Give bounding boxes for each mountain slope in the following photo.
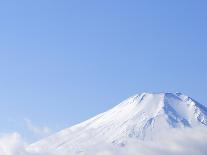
[27,92,207,154]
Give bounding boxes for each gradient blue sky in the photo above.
[0,0,207,141]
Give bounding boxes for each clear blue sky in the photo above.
[0,0,207,140]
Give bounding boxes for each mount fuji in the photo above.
[27,92,207,155]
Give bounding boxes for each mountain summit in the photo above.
[28,92,207,154]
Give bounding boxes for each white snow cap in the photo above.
[27,92,207,154]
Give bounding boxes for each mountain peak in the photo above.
[28,92,207,154]
[123,92,206,126]
[135,92,189,99]
[129,92,195,110]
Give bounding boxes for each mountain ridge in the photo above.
[27,92,207,154]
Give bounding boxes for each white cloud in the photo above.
[0,127,207,155]
[85,127,207,155]
[0,133,52,155]
[0,133,27,155]
[24,119,52,138]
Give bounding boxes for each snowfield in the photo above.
[1,92,207,155]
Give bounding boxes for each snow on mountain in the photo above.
[27,92,207,154]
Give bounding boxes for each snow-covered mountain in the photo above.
[27,92,207,154]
